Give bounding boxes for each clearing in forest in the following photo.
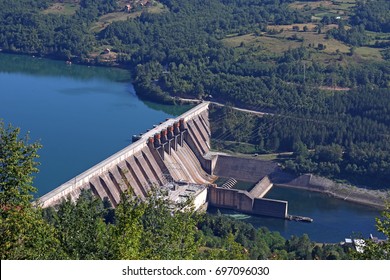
[42,1,79,16]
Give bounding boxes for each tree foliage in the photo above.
[0,121,61,259]
[352,205,390,260]
[47,190,114,259]
[351,0,390,33]
[0,121,41,207]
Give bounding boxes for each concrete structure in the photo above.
[250,176,273,198]
[163,182,209,212]
[208,176,287,219]
[38,102,214,208]
[38,102,290,220]
[212,155,282,183]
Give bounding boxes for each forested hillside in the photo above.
[0,0,389,186]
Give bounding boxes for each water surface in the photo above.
[209,186,384,243]
[0,53,190,196]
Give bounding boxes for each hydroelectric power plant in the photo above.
[38,102,309,220]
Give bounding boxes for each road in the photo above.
[176,97,332,125]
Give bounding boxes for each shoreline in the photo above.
[275,176,389,210]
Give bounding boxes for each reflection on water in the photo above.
[0,53,130,82]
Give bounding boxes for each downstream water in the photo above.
[209,185,385,243]
[0,53,384,243]
[0,53,190,196]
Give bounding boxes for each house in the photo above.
[140,0,150,6]
[124,4,132,12]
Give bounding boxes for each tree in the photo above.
[45,190,113,260]
[111,186,201,260]
[352,205,390,260]
[315,144,343,163]
[138,187,200,259]
[286,234,313,260]
[0,121,41,208]
[0,121,61,259]
[111,189,145,259]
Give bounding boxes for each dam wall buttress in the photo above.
[38,101,290,220]
[38,102,213,208]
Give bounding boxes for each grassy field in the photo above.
[223,29,351,57]
[355,47,384,61]
[289,0,357,12]
[223,0,386,63]
[91,2,167,33]
[90,12,133,33]
[43,1,167,33]
[289,0,357,21]
[42,2,79,16]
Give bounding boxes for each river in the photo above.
[0,53,384,243]
[209,185,385,243]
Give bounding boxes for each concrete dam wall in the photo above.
[208,186,288,219]
[38,102,214,208]
[38,102,290,220]
[213,155,282,183]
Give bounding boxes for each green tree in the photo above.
[111,189,145,259]
[315,144,343,163]
[0,121,41,207]
[110,186,203,260]
[47,190,113,259]
[352,205,390,260]
[286,234,313,260]
[138,188,200,259]
[0,121,61,259]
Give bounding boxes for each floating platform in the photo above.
[287,215,313,223]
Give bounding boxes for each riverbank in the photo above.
[275,174,389,210]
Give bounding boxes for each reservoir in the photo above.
[0,53,383,243]
[0,53,190,196]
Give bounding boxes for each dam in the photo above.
[38,102,289,219]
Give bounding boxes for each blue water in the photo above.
[0,54,188,196]
[209,186,385,243]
